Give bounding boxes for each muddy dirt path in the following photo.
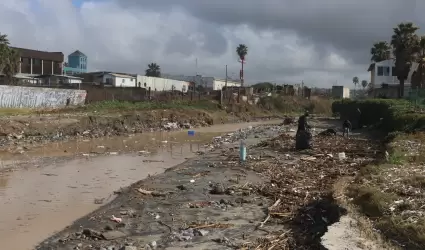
[0,120,280,250]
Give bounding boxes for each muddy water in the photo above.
[0,120,279,250]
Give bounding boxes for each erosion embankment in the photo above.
[0,97,331,157]
[335,98,425,249]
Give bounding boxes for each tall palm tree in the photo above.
[391,22,419,98]
[370,41,391,62]
[361,80,368,89]
[236,44,248,86]
[352,76,359,88]
[145,63,161,77]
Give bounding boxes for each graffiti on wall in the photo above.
[0,85,87,108]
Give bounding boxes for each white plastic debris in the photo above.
[190,179,195,183]
[338,152,346,160]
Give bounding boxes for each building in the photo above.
[103,73,136,87]
[332,86,350,99]
[12,47,64,76]
[135,75,189,92]
[34,75,83,87]
[367,59,417,87]
[162,74,241,91]
[63,50,88,75]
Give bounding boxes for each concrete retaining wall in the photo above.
[0,85,86,108]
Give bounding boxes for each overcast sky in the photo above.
[1,0,425,87]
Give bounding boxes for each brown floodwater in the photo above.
[0,120,279,250]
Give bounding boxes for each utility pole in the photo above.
[225,65,228,88]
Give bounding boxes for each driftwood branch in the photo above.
[258,198,281,228]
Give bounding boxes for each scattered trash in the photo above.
[338,152,346,160]
[190,179,195,183]
[110,215,122,223]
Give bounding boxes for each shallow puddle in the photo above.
[0,120,279,250]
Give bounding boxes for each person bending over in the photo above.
[342,119,352,138]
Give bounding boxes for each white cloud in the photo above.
[0,0,368,87]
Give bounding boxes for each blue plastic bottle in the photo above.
[239,139,247,162]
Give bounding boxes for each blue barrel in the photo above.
[188,130,195,136]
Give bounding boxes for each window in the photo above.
[392,67,397,76]
[377,66,384,76]
[33,58,41,65]
[383,66,390,76]
[122,79,125,83]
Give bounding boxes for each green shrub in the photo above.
[332,98,425,132]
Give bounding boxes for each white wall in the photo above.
[213,79,241,90]
[374,59,397,85]
[64,78,82,84]
[102,74,136,87]
[136,75,189,92]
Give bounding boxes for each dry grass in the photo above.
[0,108,36,116]
[348,132,425,249]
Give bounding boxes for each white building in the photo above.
[162,74,241,91]
[103,73,136,87]
[135,75,189,93]
[331,86,350,99]
[368,59,418,87]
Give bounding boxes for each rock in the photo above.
[144,244,152,250]
[194,229,209,236]
[101,230,127,240]
[210,183,225,195]
[150,241,157,249]
[82,228,102,239]
[120,246,137,250]
[176,184,187,190]
[104,224,114,231]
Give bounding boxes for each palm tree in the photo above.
[352,77,359,88]
[145,63,161,77]
[361,80,368,89]
[370,41,391,62]
[236,44,248,86]
[391,22,419,98]
[0,33,19,84]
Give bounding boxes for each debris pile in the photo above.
[246,133,382,248]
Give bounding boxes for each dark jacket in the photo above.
[343,120,352,130]
[297,115,309,131]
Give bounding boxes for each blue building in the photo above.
[63,50,87,75]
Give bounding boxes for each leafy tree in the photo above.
[236,44,248,86]
[412,35,425,88]
[361,80,368,89]
[370,41,391,62]
[145,63,161,77]
[352,76,359,88]
[0,33,19,84]
[391,22,419,98]
[252,82,273,92]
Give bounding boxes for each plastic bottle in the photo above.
[239,139,247,162]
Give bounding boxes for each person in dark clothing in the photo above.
[296,111,312,150]
[297,111,310,132]
[342,119,352,138]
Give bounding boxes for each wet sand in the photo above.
[0,120,280,250]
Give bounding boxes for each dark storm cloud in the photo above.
[116,0,425,64]
[164,34,197,56]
